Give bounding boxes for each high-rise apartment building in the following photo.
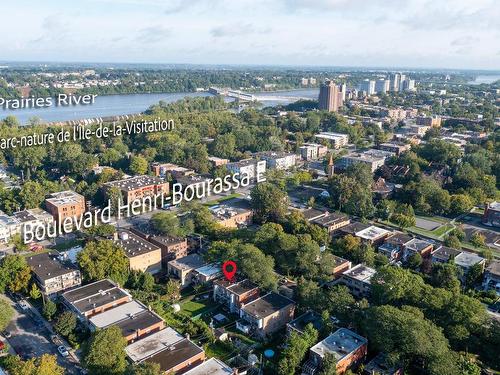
[318,80,343,112]
[390,73,401,92]
[359,79,375,95]
[375,79,390,94]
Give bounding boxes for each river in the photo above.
[468,75,500,85]
[0,88,319,124]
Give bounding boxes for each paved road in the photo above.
[2,295,82,374]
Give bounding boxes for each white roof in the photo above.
[355,225,390,240]
[342,264,376,283]
[195,263,222,278]
[89,300,145,328]
[125,327,184,363]
[310,328,367,361]
[454,252,485,268]
[183,358,233,375]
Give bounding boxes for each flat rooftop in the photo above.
[313,212,349,226]
[486,261,500,276]
[432,246,462,262]
[126,327,184,363]
[115,310,163,338]
[384,232,413,246]
[355,225,390,240]
[13,208,52,223]
[332,255,351,268]
[168,254,205,271]
[241,292,294,319]
[288,311,322,333]
[27,252,78,282]
[340,222,370,235]
[301,208,326,221]
[46,190,84,206]
[62,279,130,314]
[405,238,432,252]
[183,358,233,375]
[228,279,259,296]
[487,201,500,211]
[105,175,165,192]
[342,264,376,284]
[455,252,485,268]
[144,338,204,373]
[314,132,349,141]
[115,230,160,258]
[310,328,367,361]
[195,263,221,278]
[89,300,146,328]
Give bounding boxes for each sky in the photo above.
[1,0,500,70]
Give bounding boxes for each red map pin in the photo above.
[222,260,237,282]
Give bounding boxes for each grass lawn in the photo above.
[203,193,242,207]
[180,298,219,319]
[51,238,84,251]
[205,341,236,360]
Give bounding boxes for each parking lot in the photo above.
[2,295,81,374]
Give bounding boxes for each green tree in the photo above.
[250,182,288,223]
[364,305,460,375]
[43,300,57,321]
[0,254,31,293]
[151,212,183,237]
[449,194,474,216]
[0,298,15,331]
[470,233,486,248]
[127,362,162,375]
[83,326,127,375]
[444,235,462,250]
[54,311,78,338]
[77,240,129,285]
[129,155,148,175]
[405,252,423,270]
[430,263,461,293]
[18,180,45,209]
[278,324,318,375]
[29,283,42,300]
[318,353,337,375]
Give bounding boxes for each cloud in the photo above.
[31,14,70,43]
[451,36,479,46]
[164,0,207,14]
[136,26,172,43]
[210,24,272,38]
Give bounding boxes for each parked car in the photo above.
[57,346,69,357]
[17,300,30,311]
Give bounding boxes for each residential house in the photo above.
[378,232,413,262]
[114,230,162,274]
[402,238,434,262]
[483,261,500,295]
[88,300,164,343]
[27,251,81,296]
[238,292,295,338]
[45,190,86,223]
[338,264,376,298]
[303,328,368,375]
[312,212,351,234]
[61,279,132,320]
[213,279,260,314]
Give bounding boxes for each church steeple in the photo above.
[327,153,334,178]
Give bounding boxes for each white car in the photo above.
[57,346,69,357]
[18,300,30,311]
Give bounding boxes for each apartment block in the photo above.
[226,159,266,181]
[45,190,86,223]
[213,278,260,314]
[303,328,368,375]
[114,230,162,274]
[27,251,81,296]
[257,151,296,170]
[238,292,295,338]
[104,175,169,203]
[338,264,376,298]
[61,279,132,319]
